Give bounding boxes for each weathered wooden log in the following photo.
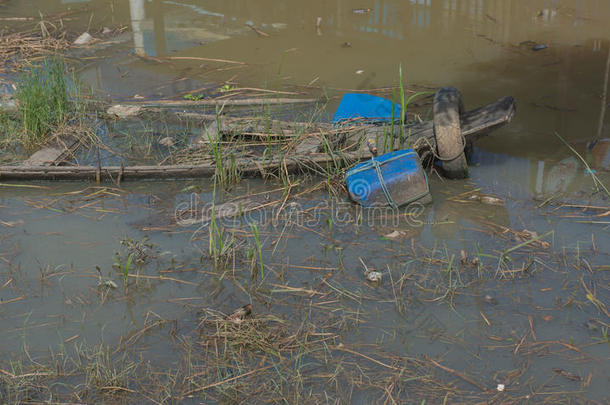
[0,153,358,181]
[364,95,515,147]
[0,165,215,180]
[0,145,371,181]
[119,97,318,109]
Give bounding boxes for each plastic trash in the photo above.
[333,93,400,124]
[73,32,93,45]
[346,149,430,208]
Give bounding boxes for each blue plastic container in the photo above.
[346,149,430,208]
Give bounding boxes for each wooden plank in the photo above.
[364,96,515,145]
[0,150,364,180]
[127,98,318,108]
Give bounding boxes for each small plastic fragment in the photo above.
[365,270,382,282]
[532,44,548,51]
[73,32,93,45]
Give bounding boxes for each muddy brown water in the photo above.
[1,0,609,403]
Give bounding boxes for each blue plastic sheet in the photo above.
[333,93,400,124]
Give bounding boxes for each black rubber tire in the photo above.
[433,87,469,179]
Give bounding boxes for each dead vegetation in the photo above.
[0,16,70,70]
[0,182,608,404]
[0,30,68,67]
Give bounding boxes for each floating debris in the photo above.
[460,250,470,265]
[0,220,23,227]
[460,252,481,267]
[225,304,252,324]
[485,14,498,23]
[98,279,118,289]
[497,383,505,392]
[468,193,504,206]
[107,104,143,119]
[159,137,174,147]
[480,195,504,205]
[96,266,117,290]
[532,44,548,51]
[73,32,93,45]
[365,270,383,282]
[247,24,270,38]
[536,9,557,19]
[516,229,550,249]
[341,42,352,48]
[520,40,537,47]
[352,8,372,14]
[316,17,322,35]
[384,230,408,240]
[520,229,539,239]
[553,368,582,382]
[360,257,382,282]
[483,294,498,305]
[119,237,156,263]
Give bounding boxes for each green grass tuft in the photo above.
[15,58,71,149]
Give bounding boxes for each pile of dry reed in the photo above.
[0,26,69,68]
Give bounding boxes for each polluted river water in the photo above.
[0,0,609,403]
